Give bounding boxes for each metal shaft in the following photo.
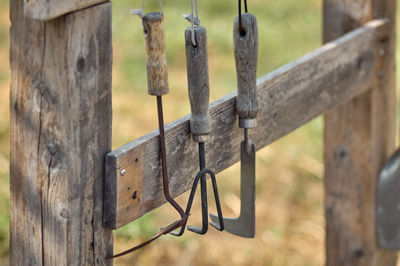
[157,96,185,217]
[244,128,252,154]
[198,142,208,234]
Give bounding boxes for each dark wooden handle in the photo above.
[142,12,169,96]
[185,27,211,142]
[234,13,258,121]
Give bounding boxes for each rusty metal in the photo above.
[156,96,186,218]
[107,96,188,259]
[107,216,188,259]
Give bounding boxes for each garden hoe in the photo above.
[377,148,400,250]
[210,0,258,238]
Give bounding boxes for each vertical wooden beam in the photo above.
[323,0,397,265]
[10,1,113,265]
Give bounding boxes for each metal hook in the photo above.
[107,98,190,259]
[130,0,164,17]
[183,0,200,46]
[238,0,248,35]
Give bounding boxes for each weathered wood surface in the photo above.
[323,0,397,265]
[10,1,113,265]
[103,20,388,229]
[185,26,211,140]
[234,13,258,121]
[143,12,169,96]
[24,0,108,21]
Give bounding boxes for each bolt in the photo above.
[121,169,126,176]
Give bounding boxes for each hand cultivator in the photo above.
[171,3,224,236]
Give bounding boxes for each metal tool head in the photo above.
[377,148,400,250]
[210,141,255,238]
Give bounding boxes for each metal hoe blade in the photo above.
[210,141,255,238]
[377,148,400,250]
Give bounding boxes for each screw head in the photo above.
[121,169,126,176]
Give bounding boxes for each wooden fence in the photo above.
[10,0,397,265]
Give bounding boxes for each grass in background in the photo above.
[0,0,399,265]
[112,1,324,265]
[0,0,10,265]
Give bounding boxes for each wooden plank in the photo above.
[24,0,107,21]
[10,1,113,265]
[103,20,388,229]
[323,0,397,265]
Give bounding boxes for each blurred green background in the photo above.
[0,0,399,265]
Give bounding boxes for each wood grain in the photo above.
[103,20,388,229]
[234,13,258,122]
[24,0,108,21]
[10,1,113,264]
[143,12,169,96]
[185,26,211,140]
[323,0,397,265]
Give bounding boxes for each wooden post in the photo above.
[24,0,108,21]
[10,1,113,265]
[323,0,397,265]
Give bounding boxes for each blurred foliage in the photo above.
[0,0,399,265]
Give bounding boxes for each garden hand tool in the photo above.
[171,20,224,236]
[108,5,188,259]
[210,0,258,238]
[377,148,400,250]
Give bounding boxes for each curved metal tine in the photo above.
[209,170,224,231]
[170,171,202,236]
[187,169,210,234]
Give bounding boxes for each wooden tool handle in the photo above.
[234,13,258,126]
[185,27,211,142]
[142,12,169,96]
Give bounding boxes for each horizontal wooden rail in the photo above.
[24,0,108,20]
[103,19,388,229]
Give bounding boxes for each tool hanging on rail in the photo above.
[107,1,189,259]
[210,0,258,238]
[171,0,224,236]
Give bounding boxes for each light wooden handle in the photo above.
[142,12,169,96]
[234,13,258,126]
[185,27,211,142]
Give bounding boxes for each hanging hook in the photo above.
[238,0,248,36]
[183,0,200,46]
[130,0,164,17]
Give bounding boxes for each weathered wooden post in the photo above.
[323,0,397,265]
[10,0,113,264]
